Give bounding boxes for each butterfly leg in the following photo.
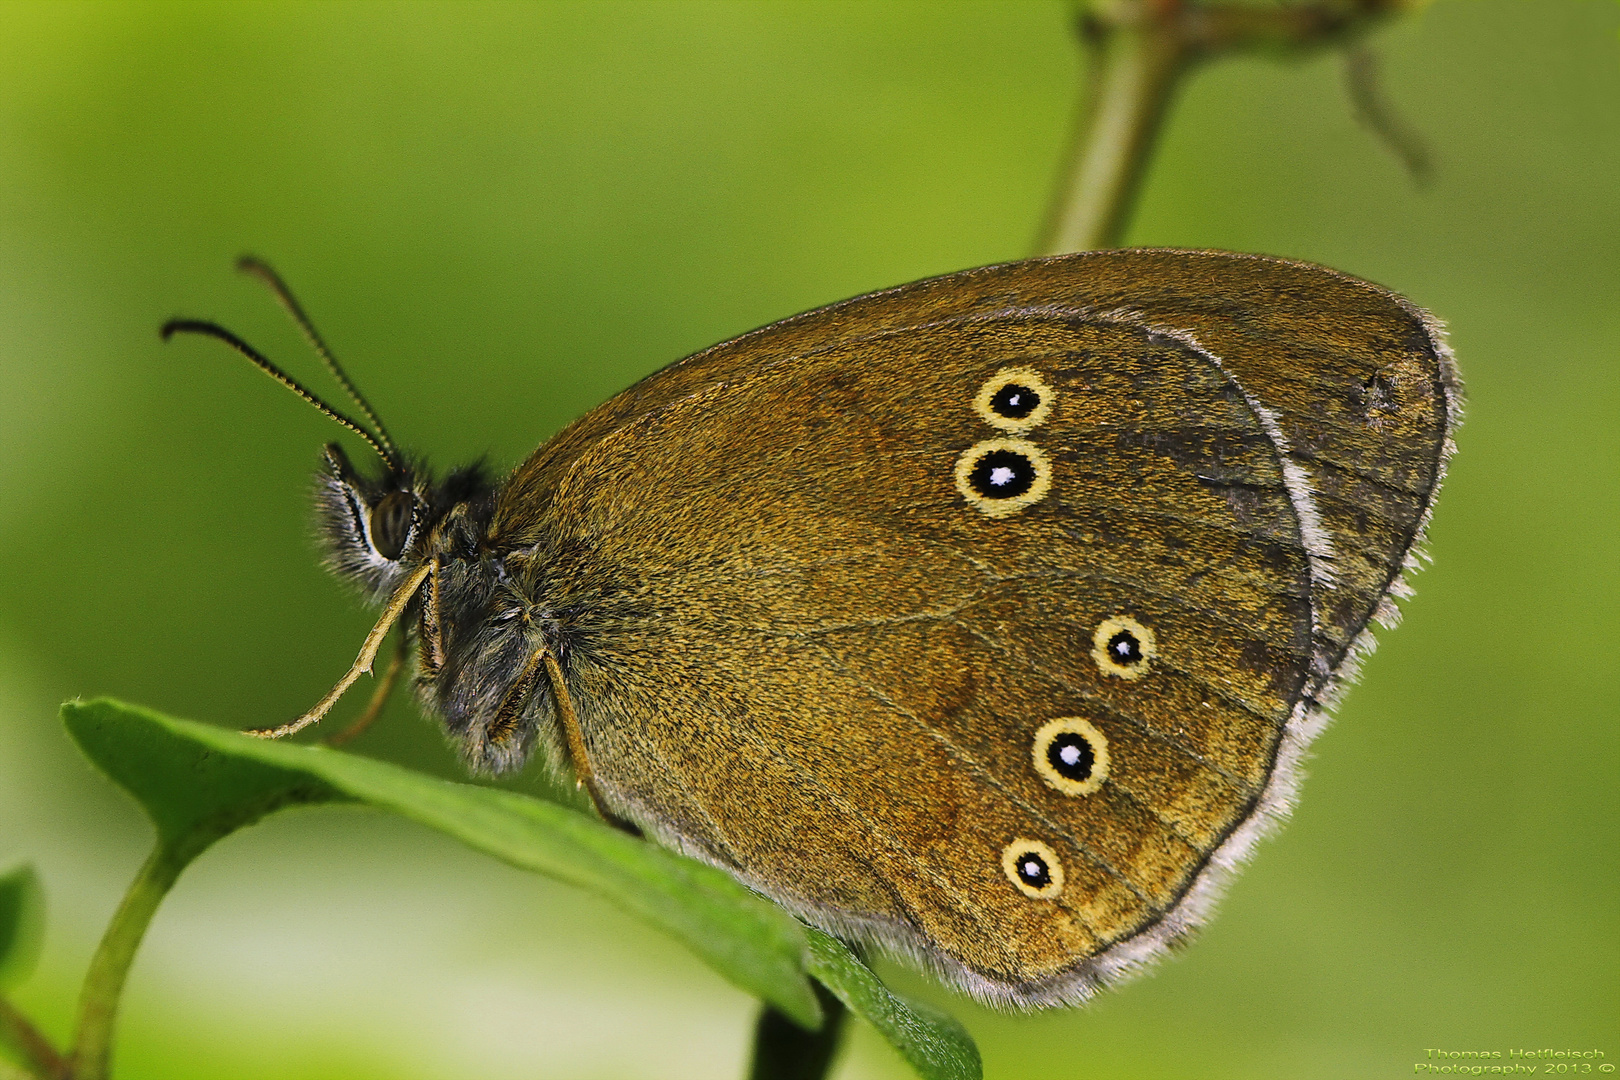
[417,555,446,679]
[538,651,638,834]
[325,554,439,744]
[323,627,409,748]
[248,560,433,739]
[487,645,547,749]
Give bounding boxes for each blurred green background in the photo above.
[1,2,1615,1078]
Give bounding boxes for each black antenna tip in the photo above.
[161,318,221,343]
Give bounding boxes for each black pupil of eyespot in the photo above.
[1048,733,1095,782]
[991,383,1040,419]
[371,491,413,561]
[969,449,1036,499]
[1018,852,1051,887]
[1108,630,1142,665]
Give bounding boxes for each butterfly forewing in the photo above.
[510,310,1312,997]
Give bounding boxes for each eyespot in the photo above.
[974,366,1054,432]
[1001,838,1064,900]
[1032,717,1109,796]
[1091,616,1156,680]
[954,438,1052,518]
[370,490,415,561]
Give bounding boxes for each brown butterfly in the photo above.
[164,249,1460,1007]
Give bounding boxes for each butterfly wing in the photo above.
[1004,250,1463,693]
[494,250,1458,1006]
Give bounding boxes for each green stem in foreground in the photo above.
[67,846,189,1080]
[1037,0,1420,256]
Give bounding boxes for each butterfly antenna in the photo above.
[160,318,397,469]
[234,255,402,463]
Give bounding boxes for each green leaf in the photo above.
[806,929,981,1080]
[0,865,43,989]
[61,698,820,1029]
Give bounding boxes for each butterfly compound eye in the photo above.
[370,490,414,561]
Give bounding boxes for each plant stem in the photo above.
[67,846,188,1080]
[0,996,67,1080]
[1037,0,1417,256]
[1040,7,1186,254]
[746,979,847,1080]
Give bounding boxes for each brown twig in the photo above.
[1344,44,1434,184]
[0,996,68,1080]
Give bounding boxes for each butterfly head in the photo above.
[162,259,570,781]
[314,441,497,601]
[316,442,551,779]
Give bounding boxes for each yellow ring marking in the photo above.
[953,438,1052,518]
[1001,838,1065,900]
[973,365,1055,433]
[1091,615,1156,680]
[1032,716,1110,796]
